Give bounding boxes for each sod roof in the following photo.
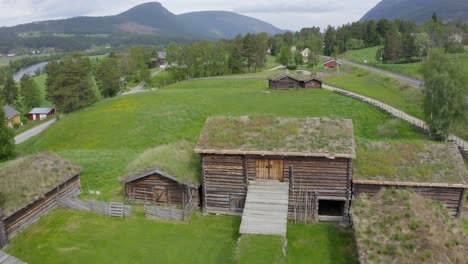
[353,189,468,264]
[0,152,81,217]
[354,142,467,186]
[267,73,322,82]
[124,141,201,186]
[195,116,356,158]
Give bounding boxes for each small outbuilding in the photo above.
[120,141,200,209]
[323,59,342,69]
[195,116,355,222]
[28,107,55,121]
[149,51,167,68]
[3,105,21,128]
[353,142,467,217]
[268,74,322,89]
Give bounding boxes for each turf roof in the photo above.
[195,116,356,158]
[267,73,322,82]
[0,152,81,217]
[125,141,201,186]
[354,142,467,185]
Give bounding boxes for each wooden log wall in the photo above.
[272,77,300,89]
[0,209,7,249]
[4,174,81,238]
[287,157,352,221]
[303,80,322,88]
[201,154,246,214]
[125,174,199,208]
[353,183,465,217]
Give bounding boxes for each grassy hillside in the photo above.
[16,77,426,200]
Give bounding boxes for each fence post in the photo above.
[0,209,8,248]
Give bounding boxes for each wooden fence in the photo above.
[0,250,26,264]
[323,84,468,157]
[58,197,133,217]
[144,188,195,221]
[3,174,81,239]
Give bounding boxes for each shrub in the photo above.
[286,65,297,70]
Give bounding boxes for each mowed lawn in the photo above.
[5,209,359,264]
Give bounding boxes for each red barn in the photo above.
[28,107,55,121]
[323,59,342,69]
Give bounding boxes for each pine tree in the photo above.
[96,56,122,98]
[46,54,96,113]
[20,75,41,112]
[324,26,336,56]
[1,75,18,106]
[0,101,15,160]
[228,35,244,74]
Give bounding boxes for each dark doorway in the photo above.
[318,200,345,216]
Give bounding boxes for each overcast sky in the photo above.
[0,0,381,31]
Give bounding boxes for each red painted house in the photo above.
[28,108,55,121]
[323,59,342,69]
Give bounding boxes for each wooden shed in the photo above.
[268,74,322,89]
[120,169,199,208]
[195,116,356,223]
[353,142,467,217]
[323,59,342,69]
[121,141,201,209]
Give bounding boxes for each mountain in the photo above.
[360,0,468,24]
[0,2,285,40]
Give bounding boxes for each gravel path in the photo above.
[15,119,56,144]
[122,69,162,96]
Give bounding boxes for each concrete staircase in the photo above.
[239,181,289,236]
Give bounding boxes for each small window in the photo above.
[318,200,345,216]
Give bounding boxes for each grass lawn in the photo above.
[323,67,424,118]
[5,209,240,264]
[236,235,286,264]
[5,209,359,263]
[32,74,53,107]
[287,223,358,264]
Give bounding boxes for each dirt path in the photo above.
[122,69,162,96]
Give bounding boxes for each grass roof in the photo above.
[268,73,322,82]
[126,141,201,186]
[353,189,468,263]
[195,116,355,158]
[354,142,467,185]
[0,152,81,217]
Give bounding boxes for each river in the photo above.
[13,61,49,82]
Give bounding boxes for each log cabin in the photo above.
[121,141,201,209]
[268,74,322,89]
[0,153,81,239]
[120,169,199,208]
[353,142,467,217]
[195,116,356,222]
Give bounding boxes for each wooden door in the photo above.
[256,160,270,180]
[154,187,168,203]
[255,159,284,182]
[269,160,284,181]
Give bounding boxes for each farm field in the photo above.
[341,46,468,79]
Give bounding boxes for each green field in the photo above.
[32,74,53,107]
[341,46,468,80]
[323,66,468,141]
[5,209,358,264]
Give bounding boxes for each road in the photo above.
[15,119,56,144]
[122,69,162,96]
[336,58,425,88]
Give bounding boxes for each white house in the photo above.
[28,108,55,121]
[301,48,311,63]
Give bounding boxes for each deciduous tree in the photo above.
[0,101,15,160]
[20,75,41,112]
[96,56,122,97]
[1,75,18,106]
